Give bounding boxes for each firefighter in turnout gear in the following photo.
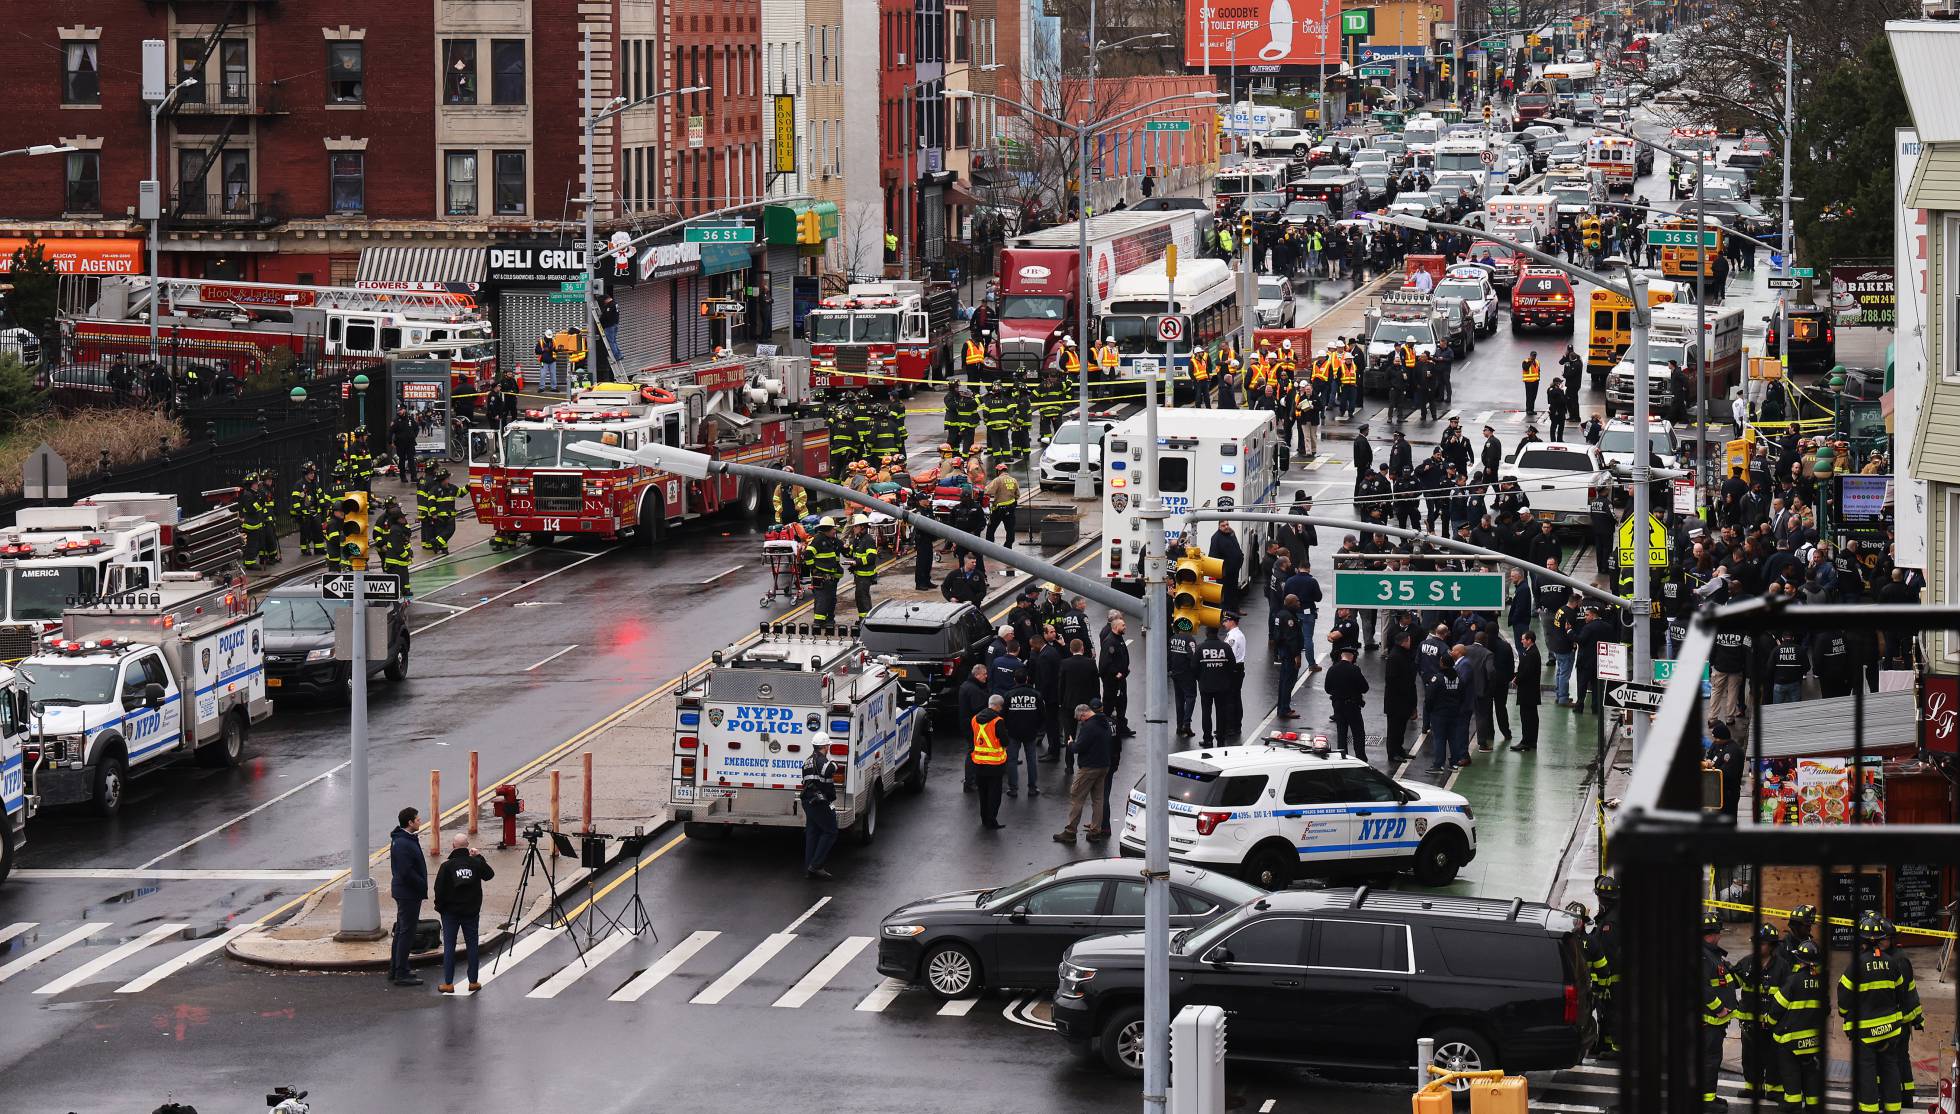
[1586,874,1623,1059]
[771,466,811,525]
[421,469,460,554]
[336,432,375,493]
[1887,925,1924,1105]
[845,515,880,615]
[945,383,979,450]
[1839,914,1907,1114]
[1035,374,1070,436]
[1763,937,1826,1110]
[982,386,1015,459]
[1733,922,1784,1101]
[290,462,329,556]
[377,513,414,599]
[849,405,878,469]
[1700,909,1737,1113]
[238,473,275,570]
[804,517,844,623]
[322,501,355,572]
[827,399,860,475]
[1006,379,1034,464]
[870,400,904,463]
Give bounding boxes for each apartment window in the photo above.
[445,151,478,215]
[64,151,100,212]
[491,40,526,105]
[952,10,969,63]
[220,40,249,103]
[177,153,205,213]
[328,152,363,213]
[493,150,525,215]
[953,96,970,149]
[175,41,205,103]
[328,43,365,104]
[1947,215,1960,384]
[64,43,100,105]
[443,40,477,105]
[222,150,251,213]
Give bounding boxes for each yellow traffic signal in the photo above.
[339,492,370,571]
[1527,33,1541,45]
[1239,213,1254,244]
[1172,553,1226,631]
[796,209,822,244]
[1439,60,1451,81]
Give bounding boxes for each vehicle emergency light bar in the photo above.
[756,621,861,640]
[0,537,108,557]
[41,637,133,656]
[1264,730,1336,757]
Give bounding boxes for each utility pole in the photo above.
[1778,34,1794,366]
[336,560,380,938]
[1138,296,1172,1114]
[583,30,600,384]
[1072,0,1099,501]
[1626,265,1652,753]
[1694,146,1708,510]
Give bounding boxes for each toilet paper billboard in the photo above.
[1186,1,1341,72]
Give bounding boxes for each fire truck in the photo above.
[806,280,960,394]
[58,276,498,395]
[467,355,828,543]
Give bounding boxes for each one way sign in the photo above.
[321,573,402,601]
[1607,681,1665,710]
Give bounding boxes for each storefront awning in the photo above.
[1754,689,1919,759]
[969,167,1011,189]
[945,180,981,207]
[357,245,485,291]
[762,200,840,246]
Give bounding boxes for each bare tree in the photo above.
[834,206,885,289]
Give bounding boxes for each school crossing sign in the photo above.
[1614,513,1669,596]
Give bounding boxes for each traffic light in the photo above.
[1439,60,1451,81]
[1239,213,1254,246]
[1172,551,1226,631]
[339,492,370,571]
[796,208,822,244]
[1527,33,1541,46]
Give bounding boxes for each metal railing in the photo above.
[174,80,283,115]
[170,190,276,224]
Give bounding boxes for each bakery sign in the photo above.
[637,237,702,282]
[1829,264,1895,328]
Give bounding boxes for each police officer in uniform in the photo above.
[1587,875,1622,1059]
[1764,937,1826,1110]
[1839,914,1907,1114]
[1700,909,1737,1112]
[1167,616,1200,740]
[1733,922,1784,1102]
[1195,625,1239,745]
[290,462,329,557]
[845,515,880,615]
[805,517,844,623]
[799,748,840,879]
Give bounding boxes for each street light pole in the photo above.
[338,374,380,939]
[1072,0,1099,501]
[1695,147,1709,509]
[145,79,196,362]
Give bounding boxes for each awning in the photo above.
[356,245,485,291]
[969,167,1011,189]
[1752,689,1919,759]
[945,180,981,206]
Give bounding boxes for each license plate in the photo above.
[266,677,282,688]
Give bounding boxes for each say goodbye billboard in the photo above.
[1186,1,1340,74]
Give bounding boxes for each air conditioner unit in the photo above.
[897,52,907,65]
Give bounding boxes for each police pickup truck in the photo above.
[1119,734,1476,889]
[23,572,270,816]
[669,622,930,844]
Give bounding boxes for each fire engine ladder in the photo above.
[139,277,480,317]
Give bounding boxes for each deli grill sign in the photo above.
[486,242,591,287]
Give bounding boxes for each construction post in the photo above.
[550,770,562,836]
[468,750,480,836]
[582,752,594,834]
[428,770,442,858]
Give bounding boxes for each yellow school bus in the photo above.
[1586,279,1685,379]
[1659,217,1723,280]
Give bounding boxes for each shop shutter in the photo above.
[496,293,590,390]
[767,245,797,334]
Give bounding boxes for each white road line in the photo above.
[1472,410,1494,425]
[412,599,469,612]
[0,922,36,948]
[854,976,907,1013]
[1260,1101,1277,1113]
[783,896,831,933]
[690,932,796,1005]
[524,930,636,999]
[452,926,565,996]
[772,936,872,1008]
[115,923,259,993]
[412,550,611,636]
[1239,654,1320,746]
[523,645,579,672]
[937,995,980,1017]
[13,868,346,881]
[692,564,747,586]
[35,923,189,996]
[0,923,110,984]
[1366,407,1389,425]
[608,929,719,1003]
[139,767,353,868]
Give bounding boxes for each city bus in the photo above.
[1098,257,1241,396]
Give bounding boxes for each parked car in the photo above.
[1435,296,1477,357]
[857,599,993,726]
[1256,275,1297,328]
[1249,128,1316,158]
[1036,417,1119,489]
[1501,441,1609,528]
[875,859,1262,999]
[262,580,411,698]
[1433,264,1501,335]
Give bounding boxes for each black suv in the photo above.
[1051,886,1593,1078]
[858,600,994,727]
[260,580,411,698]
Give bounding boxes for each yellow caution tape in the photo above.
[1703,899,1956,941]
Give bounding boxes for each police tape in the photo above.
[1702,899,1956,941]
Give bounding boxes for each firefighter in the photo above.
[322,501,353,573]
[945,382,979,450]
[805,517,844,623]
[1035,373,1070,436]
[1764,937,1826,1110]
[845,514,880,615]
[828,398,860,474]
[872,399,906,463]
[377,513,413,598]
[1007,378,1033,464]
[238,474,273,571]
[1839,914,1907,1114]
[982,385,1015,459]
[1586,874,1622,1059]
[423,468,460,555]
[1698,909,1738,1111]
[290,461,329,556]
[1733,922,1783,1102]
[771,465,811,525]
[253,472,283,567]
[337,432,374,493]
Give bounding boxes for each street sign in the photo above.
[1653,659,1711,686]
[1357,65,1393,78]
[1789,266,1815,279]
[1145,119,1192,132]
[1480,148,1497,166]
[1646,229,1720,248]
[1132,358,1162,375]
[698,298,747,317]
[558,280,588,294]
[1333,571,1506,610]
[321,573,403,602]
[1341,8,1376,36]
[1616,513,1669,570]
[685,225,756,244]
[1606,681,1665,710]
[21,443,67,501]
[1155,316,1185,342]
[547,292,585,304]
[1597,641,1629,682]
[1766,275,1800,290]
[1672,477,1697,515]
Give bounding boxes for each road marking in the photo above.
[0,923,110,984]
[1261,1101,1277,1113]
[608,929,720,1002]
[690,932,796,1005]
[12,868,346,881]
[524,644,579,672]
[854,976,907,1012]
[692,564,747,586]
[0,922,37,948]
[1366,407,1389,425]
[413,600,470,612]
[34,923,189,996]
[937,995,980,1017]
[453,926,565,996]
[1002,992,1057,1030]
[783,896,831,934]
[772,936,872,1008]
[1442,409,1461,422]
[1472,410,1494,424]
[412,549,612,636]
[138,766,353,868]
[525,929,636,999]
[115,923,260,993]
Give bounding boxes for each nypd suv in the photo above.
[1119,736,1476,889]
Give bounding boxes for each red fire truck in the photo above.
[467,357,828,543]
[58,276,498,394]
[806,280,959,394]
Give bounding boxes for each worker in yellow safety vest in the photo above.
[963,336,986,368]
[1521,351,1542,416]
[969,700,1008,827]
[1095,337,1120,373]
[1337,348,1359,421]
[1189,348,1213,408]
[1060,337,1083,375]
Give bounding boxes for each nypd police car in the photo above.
[1119,735,1476,889]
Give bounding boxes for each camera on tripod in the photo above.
[521,822,547,843]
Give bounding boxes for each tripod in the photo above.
[567,829,656,946]
[491,827,585,971]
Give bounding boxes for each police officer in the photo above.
[1002,669,1045,797]
[805,517,844,623]
[799,747,840,879]
[1167,616,1200,740]
[845,515,880,615]
[1587,875,1622,1059]
[1839,914,1907,1114]
[945,382,979,450]
[239,473,274,571]
[1732,922,1783,1102]
[290,462,328,557]
[1699,909,1737,1113]
[1764,937,1826,1109]
[1195,625,1239,745]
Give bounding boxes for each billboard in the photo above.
[1829,264,1895,328]
[1186,1,1340,74]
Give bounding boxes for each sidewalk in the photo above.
[242,468,500,595]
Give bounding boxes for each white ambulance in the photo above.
[1099,409,1280,591]
[669,622,930,844]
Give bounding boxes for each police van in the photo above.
[669,622,930,844]
[1118,734,1477,889]
[1100,409,1279,592]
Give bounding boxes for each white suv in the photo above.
[1118,737,1477,890]
[1249,128,1315,157]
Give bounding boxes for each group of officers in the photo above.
[1586,876,1924,1113]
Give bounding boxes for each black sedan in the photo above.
[876,859,1260,999]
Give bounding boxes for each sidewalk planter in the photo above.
[1034,508,1082,547]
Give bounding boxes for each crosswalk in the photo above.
[1530,1061,1861,1113]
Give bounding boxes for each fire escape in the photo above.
[153,0,288,230]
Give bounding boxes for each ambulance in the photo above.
[1099,409,1279,592]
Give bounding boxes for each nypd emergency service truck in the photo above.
[23,572,270,816]
[1100,409,1279,591]
[1119,735,1477,889]
[669,623,929,844]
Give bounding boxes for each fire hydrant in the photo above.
[493,783,523,849]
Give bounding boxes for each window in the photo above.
[65,151,101,212]
[1312,920,1411,972]
[1024,880,1104,916]
[222,150,251,213]
[1283,769,1346,805]
[329,152,363,214]
[1337,766,1405,803]
[1945,215,1960,383]
[1218,918,1308,966]
[953,97,970,149]
[344,321,378,353]
[177,152,205,213]
[493,150,525,215]
[1157,455,1189,494]
[176,40,205,103]
[64,42,100,105]
[1433,929,1554,982]
[220,39,249,103]
[443,39,477,105]
[952,10,969,62]
[1163,770,1265,808]
[1110,881,1145,917]
[491,40,526,105]
[329,42,365,104]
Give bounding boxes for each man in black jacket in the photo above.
[1002,671,1045,797]
[388,807,427,987]
[1382,631,1418,764]
[957,664,990,792]
[1352,425,1375,495]
[433,832,496,993]
[1196,627,1240,744]
[1272,594,1306,720]
[1167,617,1201,739]
[1512,630,1542,752]
[941,554,986,604]
[1324,644,1371,761]
[1099,615,1134,737]
[1055,702,1115,843]
[1056,639,1102,771]
[1208,524,1246,612]
[1034,629,1067,759]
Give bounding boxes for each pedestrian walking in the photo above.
[1511,630,1541,752]
[800,747,840,878]
[433,832,495,994]
[387,807,427,987]
[1054,702,1113,843]
[970,695,1009,829]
